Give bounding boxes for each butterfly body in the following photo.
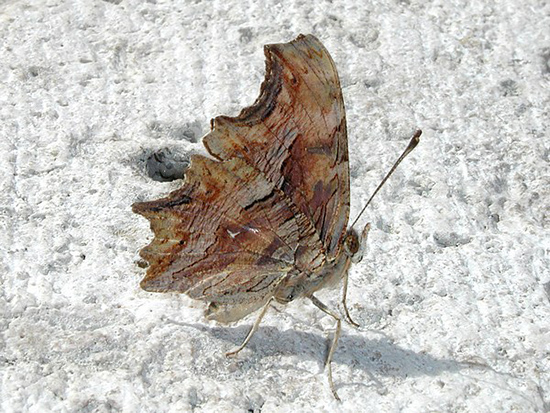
[272,229,359,304]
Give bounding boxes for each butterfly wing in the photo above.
[204,34,350,260]
[133,155,324,320]
[133,34,349,320]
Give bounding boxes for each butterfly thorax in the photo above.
[273,229,359,304]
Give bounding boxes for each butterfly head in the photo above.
[344,223,371,264]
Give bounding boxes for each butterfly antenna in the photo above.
[350,129,421,230]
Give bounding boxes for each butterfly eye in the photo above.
[344,230,360,256]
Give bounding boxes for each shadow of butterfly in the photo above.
[132,34,420,400]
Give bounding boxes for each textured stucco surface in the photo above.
[1,1,549,411]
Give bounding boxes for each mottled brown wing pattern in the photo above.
[203,34,350,260]
[132,154,325,320]
[133,34,350,321]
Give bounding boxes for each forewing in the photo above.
[203,34,350,260]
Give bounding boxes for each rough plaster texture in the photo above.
[1,0,549,411]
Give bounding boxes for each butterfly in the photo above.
[132,34,420,400]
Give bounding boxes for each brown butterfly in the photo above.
[132,34,420,400]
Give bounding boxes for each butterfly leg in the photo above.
[226,297,273,357]
[343,222,372,327]
[309,294,342,401]
[342,271,360,327]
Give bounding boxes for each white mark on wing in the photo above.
[245,226,260,234]
[227,229,241,238]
